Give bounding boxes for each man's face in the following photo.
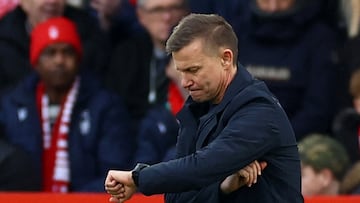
[137,0,187,46]
[173,39,230,103]
[301,165,325,196]
[36,43,78,90]
[20,0,65,25]
[256,0,295,13]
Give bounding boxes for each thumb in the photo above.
[260,161,267,170]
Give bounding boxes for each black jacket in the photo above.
[105,33,169,121]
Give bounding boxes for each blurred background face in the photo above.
[36,43,79,91]
[301,165,324,196]
[90,0,122,18]
[353,97,360,114]
[20,0,65,26]
[137,0,188,48]
[256,0,295,13]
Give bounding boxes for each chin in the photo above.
[190,96,206,103]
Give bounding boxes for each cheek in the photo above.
[65,57,78,69]
[353,98,360,113]
[301,172,321,196]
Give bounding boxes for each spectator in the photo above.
[299,134,350,196]
[237,0,338,140]
[86,0,137,47]
[0,0,109,96]
[0,17,134,192]
[336,0,360,110]
[105,0,189,164]
[333,69,360,164]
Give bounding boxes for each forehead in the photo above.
[22,0,65,5]
[141,0,184,7]
[173,39,210,70]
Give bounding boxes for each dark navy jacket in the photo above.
[136,67,303,203]
[238,1,337,140]
[0,73,135,192]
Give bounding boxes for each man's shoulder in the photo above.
[1,74,37,104]
[0,6,26,42]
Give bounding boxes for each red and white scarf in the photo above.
[36,78,79,192]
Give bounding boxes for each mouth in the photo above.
[189,89,200,96]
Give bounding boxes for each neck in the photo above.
[323,181,340,195]
[44,87,70,104]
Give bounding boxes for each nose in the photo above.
[53,51,66,65]
[181,73,193,89]
[268,0,279,12]
[160,10,172,21]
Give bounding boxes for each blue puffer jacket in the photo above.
[0,72,135,192]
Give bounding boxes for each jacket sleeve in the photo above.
[137,99,280,195]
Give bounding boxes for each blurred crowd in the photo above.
[0,0,360,197]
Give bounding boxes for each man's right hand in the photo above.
[220,160,267,194]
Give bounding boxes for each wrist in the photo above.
[131,163,150,187]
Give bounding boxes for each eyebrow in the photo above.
[178,65,201,72]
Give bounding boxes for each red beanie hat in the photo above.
[30,17,82,66]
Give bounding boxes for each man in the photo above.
[237,0,337,140]
[0,17,134,192]
[105,14,303,202]
[299,134,350,196]
[105,0,189,164]
[0,0,109,95]
[106,0,188,121]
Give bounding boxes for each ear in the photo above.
[319,168,335,187]
[221,49,233,68]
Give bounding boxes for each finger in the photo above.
[244,166,253,187]
[253,163,260,184]
[118,194,132,203]
[109,196,119,202]
[106,184,124,195]
[260,161,268,170]
[109,182,123,191]
[254,160,261,175]
[105,179,119,189]
[112,192,126,199]
[251,162,258,184]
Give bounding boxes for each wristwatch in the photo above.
[131,163,150,187]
